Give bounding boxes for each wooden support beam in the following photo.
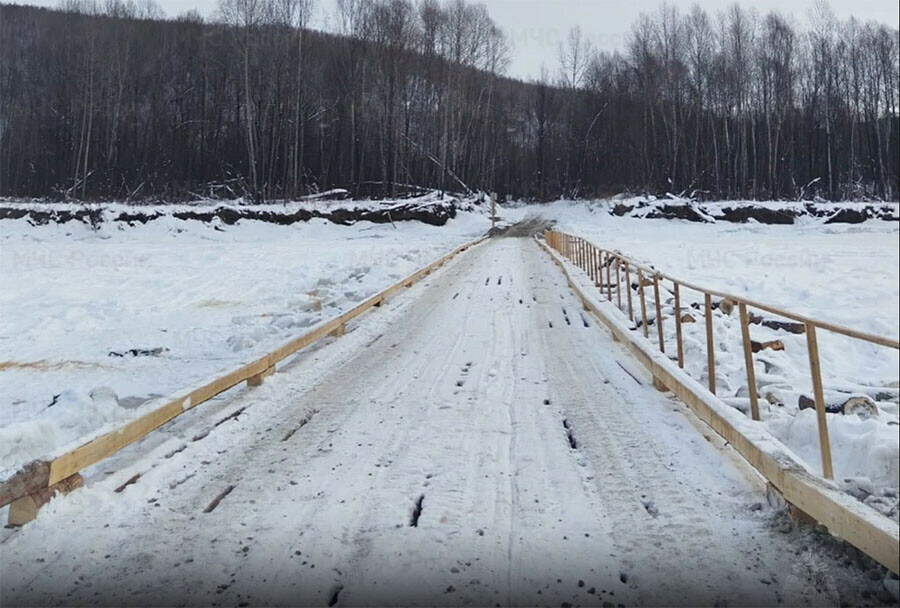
[674,281,684,369]
[739,303,761,421]
[247,365,275,387]
[652,376,668,392]
[806,324,834,479]
[0,460,50,509]
[8,473,84,526]
[705,293,716,395]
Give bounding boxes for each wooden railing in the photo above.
[544,230,899,481]
[538,231,899,575]
[0,236,488,524]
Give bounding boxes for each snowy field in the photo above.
[0,208,489,475]
[523,200,900,518]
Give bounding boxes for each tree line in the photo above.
[0,0,897,202]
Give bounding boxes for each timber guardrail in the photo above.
[538,230,900,575]
[0,235,488,525]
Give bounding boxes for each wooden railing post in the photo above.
[588,244,594,283]
[806,324,835,479]
[606,254,613,300]
[704,293,716,394]
[673,281,684,369]
[739,303,760,421]
[653,273,665,354]
[638,269,649,338]
[625,262,635,322]
[615,258,622,310]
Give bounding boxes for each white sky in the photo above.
[13,0,900,80]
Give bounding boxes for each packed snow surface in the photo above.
[0,209,488,473]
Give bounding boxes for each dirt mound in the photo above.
[0,199,460,228]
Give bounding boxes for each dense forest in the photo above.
[0,0,898,202]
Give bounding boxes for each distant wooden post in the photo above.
[673,282,684,368]
[704,293,716,394]
[637,269,649,338]
[490,192,497,232]
[653,274,665,353]
[739,303,760,421]
[806,324,834,479]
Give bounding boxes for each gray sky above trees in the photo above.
[18,0,900,79]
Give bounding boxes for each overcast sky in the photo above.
[14,0,900,79]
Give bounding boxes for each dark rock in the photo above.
[645,203,710,223]
[717,206,797,224]
[612,203,634,216]
[825,208,868,224]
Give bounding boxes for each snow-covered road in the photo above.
[1,238,881,606]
